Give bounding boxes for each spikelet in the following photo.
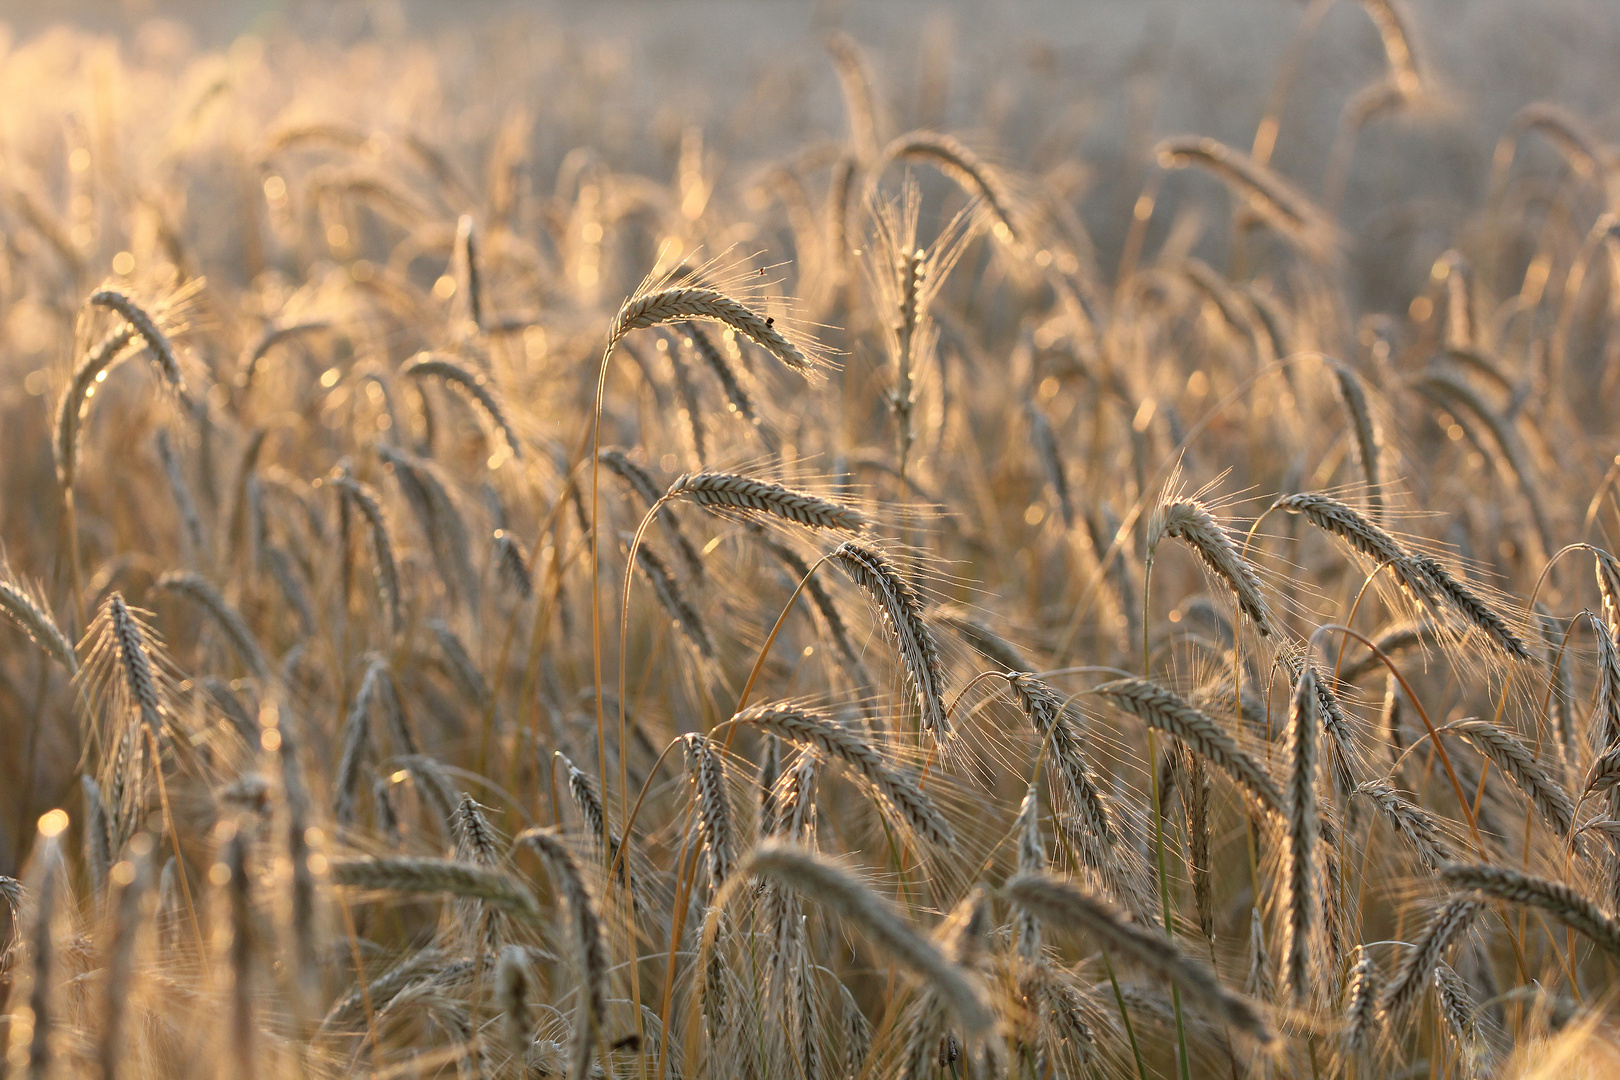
[155,429,208,565]
[1247,905,1274,1002]
[95,592,166,738]
[1014,784,1045,960]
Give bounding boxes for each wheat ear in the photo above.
[830,541,950,744]
[1151,499,1277,637]
[610,285,815,375]
[1440,863,1620,960]
[401,352,523,460]
[1379,896,1484,1023]
[0,560,76,672]
[1096,677,1283,813]
[666,471,866,531]
[1006,871,1273,1043]
[741,842,994,1036]
[732,703,952,845]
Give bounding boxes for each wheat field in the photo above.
[3,2,1620,1078]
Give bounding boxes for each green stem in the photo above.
[1102,949,1151,1080]
[1144,547,1194,1080]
